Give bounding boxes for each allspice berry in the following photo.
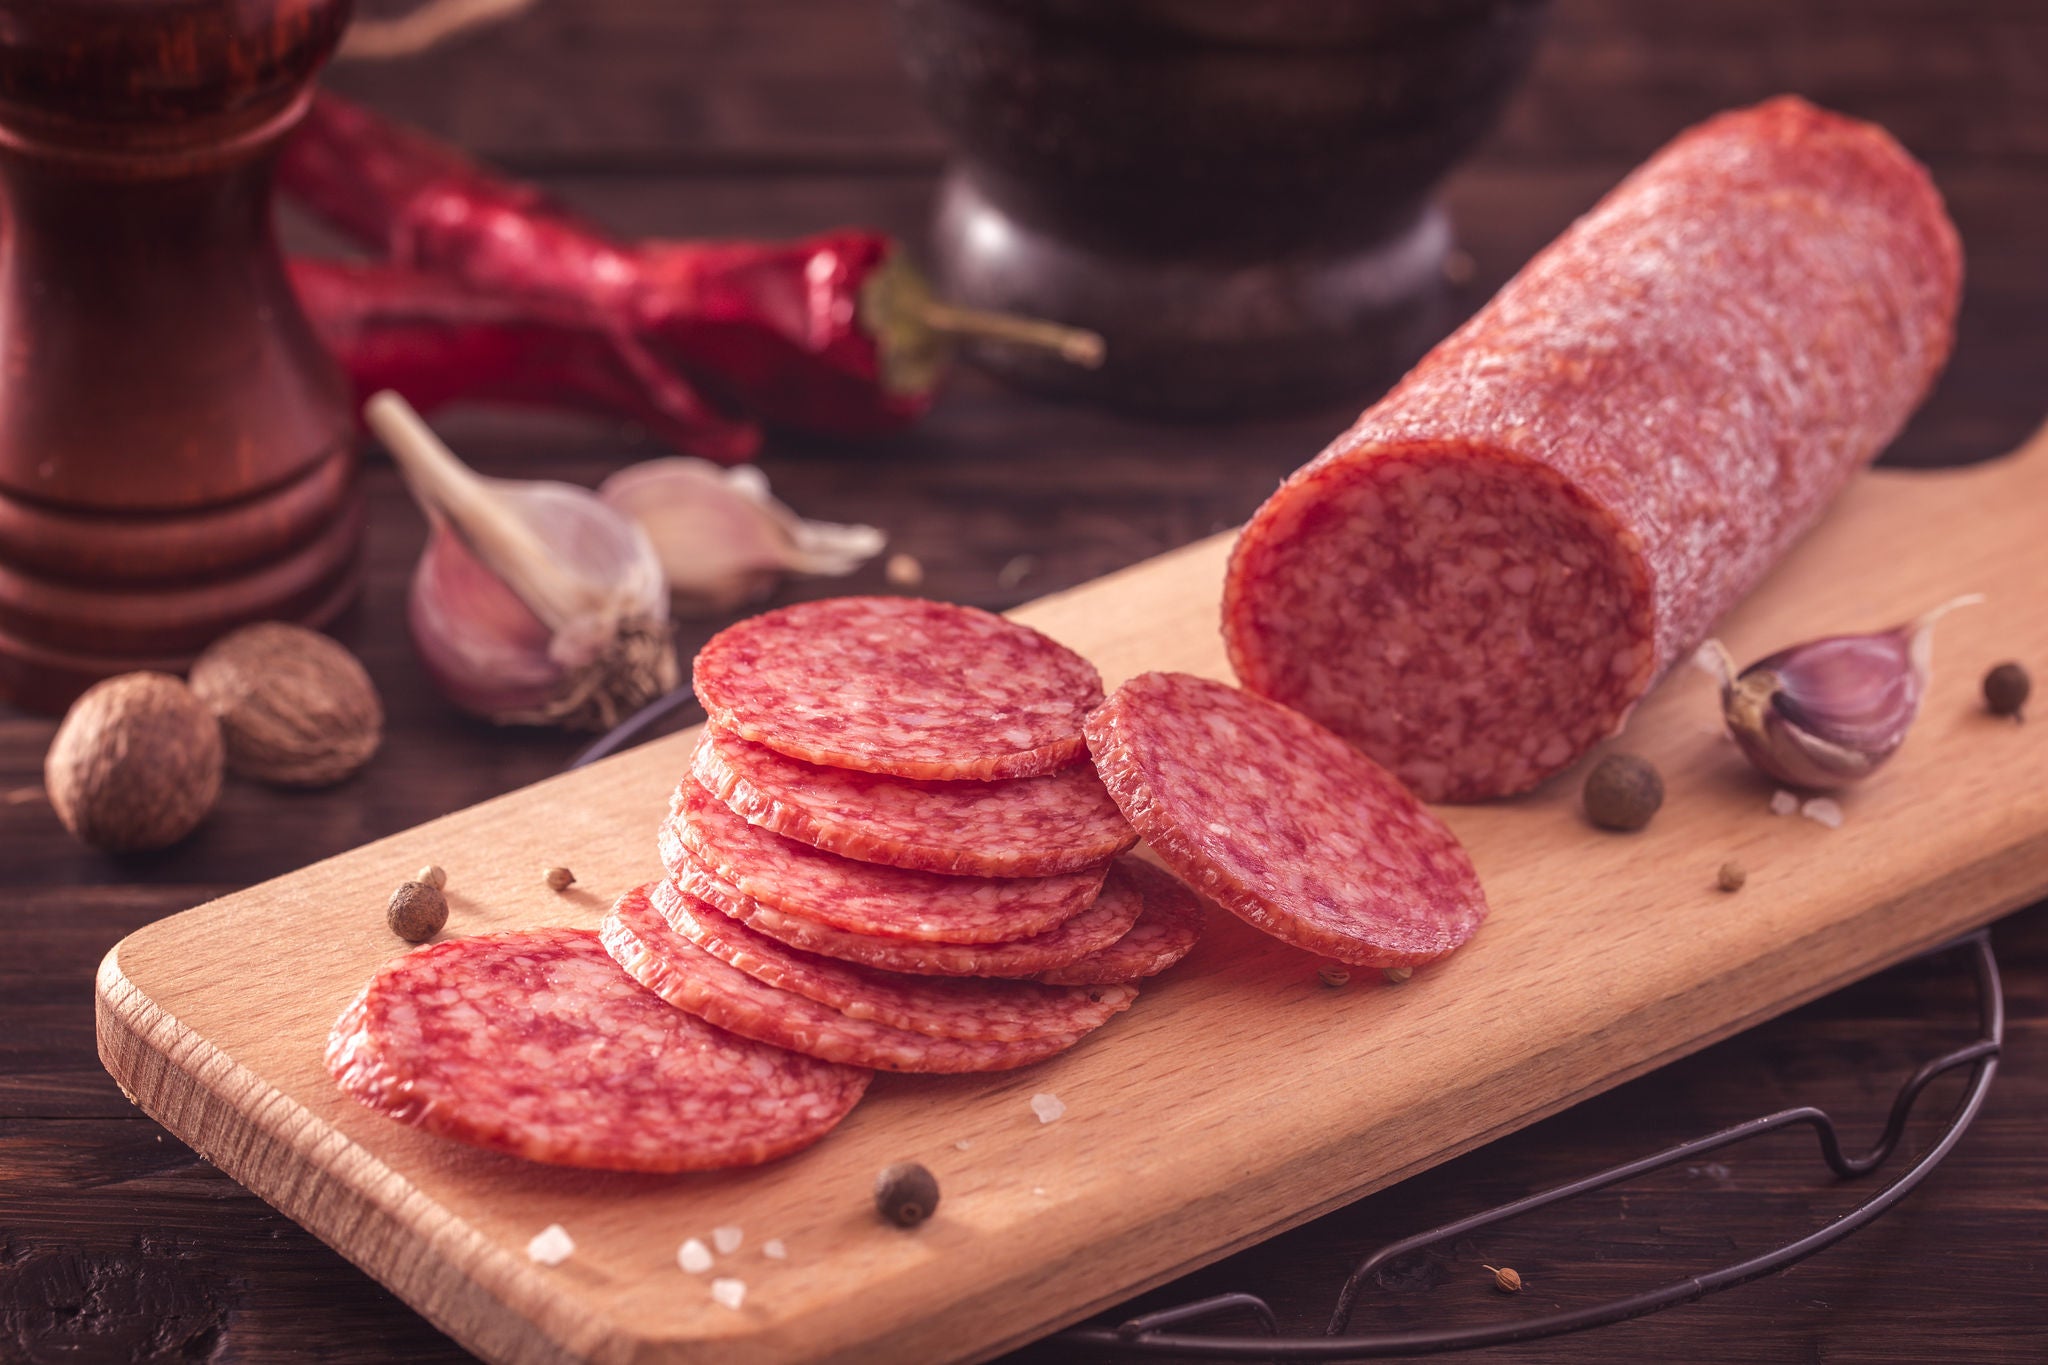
[1983,662,2030,721]
[45,673,223,852]
[874,1161,940,1227]
[1583,752,1664,832]
[387,881,449,943]
[189,622,382,788]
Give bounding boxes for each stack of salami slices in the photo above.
[328,598,1206,1175]
[621,598,1206,1074]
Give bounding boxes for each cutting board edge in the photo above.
[92,941,636,1365]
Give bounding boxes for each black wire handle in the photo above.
[568,684,701,769]
[1059,929,2003,1360]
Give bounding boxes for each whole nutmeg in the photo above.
[189,622,382,787]
[45,673,223,852]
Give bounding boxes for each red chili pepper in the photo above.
[290,259,761,461]
[279,93,1099,449]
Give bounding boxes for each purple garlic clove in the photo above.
[1697,595,1981,790]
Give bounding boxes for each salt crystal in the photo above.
[954,1138,972,1151]
[713,1225,743,1255]
[1032,1185,1047,1197]
[1801,797,1845,830]
[526,1224,574,1266]
[885,552,924,587]
[1769,790,1799,816]
[710,1277,747,1311]
[762,1239,788,1261]
[1030,1092,1065,1124]
[677,1238,713,1274]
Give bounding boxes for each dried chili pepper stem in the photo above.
[917,299,1105,368]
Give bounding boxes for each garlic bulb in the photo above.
[1697,594,1981,789]
[366,392,679,730]
[597,458,885,616]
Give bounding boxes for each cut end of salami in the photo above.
[1221,96,1961,802]
[325,927,870,1172]
[692,596,1104,781]
[1086,672,1488,967]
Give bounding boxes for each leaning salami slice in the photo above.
[1086,672,1487,966]
[1221,97,1961,801]
[603,886,1105,1073]
[325,927,869,1171]
[1036,860,1207,986]
[683,854,1145,978]
[648,877,1133,1041]
[664,781,1104,943]
[695,725,1136,878]
[692,597,1103,780]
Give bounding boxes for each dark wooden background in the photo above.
[5,1,2046,1360]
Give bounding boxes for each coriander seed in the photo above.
[1383,965,1413,984]
[387,881,448,943]
[544,866,576,892]
[1716,860,1747,893]
[416,864,447,891]
[1483,1264,1523,1293]
[1317,963,1351,988]
[874,1161,940,1227]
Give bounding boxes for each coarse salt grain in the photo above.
[678,1238,713,1274]
[1769,790,1799,816]
[713,1225,743,1255]
[711,1277,747,1311]
[1030,1092,1065,1124]
[954,1138,972,1151]
[763,1239,788,1261]
[1801,797,1845,829]
[526,1224,574,1266]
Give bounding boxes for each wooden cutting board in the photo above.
[97,424,2048,1365]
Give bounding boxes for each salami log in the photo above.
[677,850,1144,977]
[325,927,869,1171]
[1221,97,1962,802]
[664,781,1105,942]
[692,596,1103,781]
[694,725,1135,878]
[603,886,1108,1073]
[1086,672,1487,966]
[647,877,1133,1040]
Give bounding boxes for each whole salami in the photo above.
[1221,97,1962,802]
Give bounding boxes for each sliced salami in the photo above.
[1086,672,1487,967]
[603,886,1107,1073]
[1221,98,1961,801]
[1036,860,1207,986]
[664,780,1104,943]
[694,725,1135,878]
[325,927,870,1171]
[692,596,1103,781]
[647,877,1133,1041]
[685,853,1145,978]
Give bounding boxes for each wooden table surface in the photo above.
[5,1,2045,1360]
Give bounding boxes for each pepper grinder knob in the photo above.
[0,0,362,712]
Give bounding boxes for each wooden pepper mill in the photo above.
[0,0,361,713]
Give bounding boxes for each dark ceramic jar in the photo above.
[895,0,1548,413]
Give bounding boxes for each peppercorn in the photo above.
[1583,753,1663,831]
[387,881,448,943]
[416,864,447,891]
[1717,861,1747,893]
[1983,662,2030,720]
[1483,1264,1523,1293]
[874,1161,940,1227]
[544,866,576,892]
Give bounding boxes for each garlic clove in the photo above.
[598,458,885,616]
[367,392,678,731]
[1699,594,1981,790]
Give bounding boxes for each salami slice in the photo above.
[682,854,1145,978]
[1086,672,1487,966]
[647,877,1133,1041]
[692,596,1103,781]
[1221,97,1962,801]
[325,927,869,1171]
[694,725,1135,878]
[664,780,1104,943]
[1036,860,1207,986]
[603,886,1106,1073]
